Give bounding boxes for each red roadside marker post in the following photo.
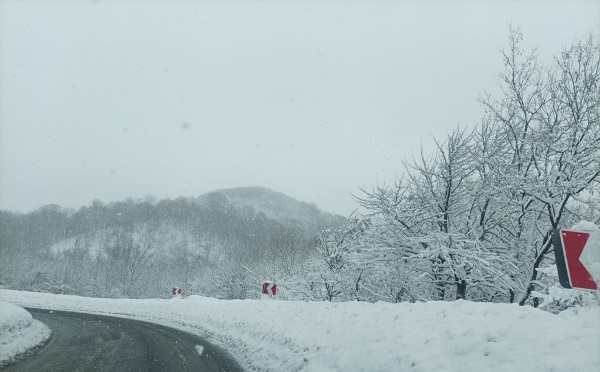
[551,229,599,291]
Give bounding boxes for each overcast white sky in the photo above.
[0,0,598,216]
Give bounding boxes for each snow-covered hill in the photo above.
[197,187,345,230]
[45,187,342,259]
[1,290,598,372]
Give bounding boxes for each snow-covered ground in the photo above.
[0,300,51,368]
[0,290,598,372]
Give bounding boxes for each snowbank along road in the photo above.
[4,308,242,372]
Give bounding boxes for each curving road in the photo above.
[4,308,242,372]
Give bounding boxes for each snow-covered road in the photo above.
[4,308,241,372]
[1,290,598,372]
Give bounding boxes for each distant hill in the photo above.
[196,187,345,233]
[0,187,346,297]
[1,187,345,262]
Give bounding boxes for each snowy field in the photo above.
[0,290,598,372]
[0,300,51,368]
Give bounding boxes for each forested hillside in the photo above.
[0,188,343,299]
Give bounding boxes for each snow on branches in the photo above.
[317,29,599,308]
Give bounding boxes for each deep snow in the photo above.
[1,290,598,371]
[0,300,51,368]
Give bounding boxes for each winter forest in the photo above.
[1,30,599,313]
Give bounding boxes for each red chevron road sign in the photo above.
[262,282,277,297]
[552,229,599,291]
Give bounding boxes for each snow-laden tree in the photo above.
[317,29,599,307]
[480,28,600,305]
[100,223,155,297]
[351,129,519,302]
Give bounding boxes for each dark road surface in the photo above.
[4,308,242,372]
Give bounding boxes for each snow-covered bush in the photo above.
[532,264,599,313]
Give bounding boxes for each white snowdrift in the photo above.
[0,290,598,372]
[571,220,600,232]
[0,300,51,367]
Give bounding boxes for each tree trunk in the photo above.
[455,277,467,300]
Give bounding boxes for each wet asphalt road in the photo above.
[3,308,242,372]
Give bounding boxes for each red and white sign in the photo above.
[552,229,599,291]
[262,282,277,297]
[172,287,182,296]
